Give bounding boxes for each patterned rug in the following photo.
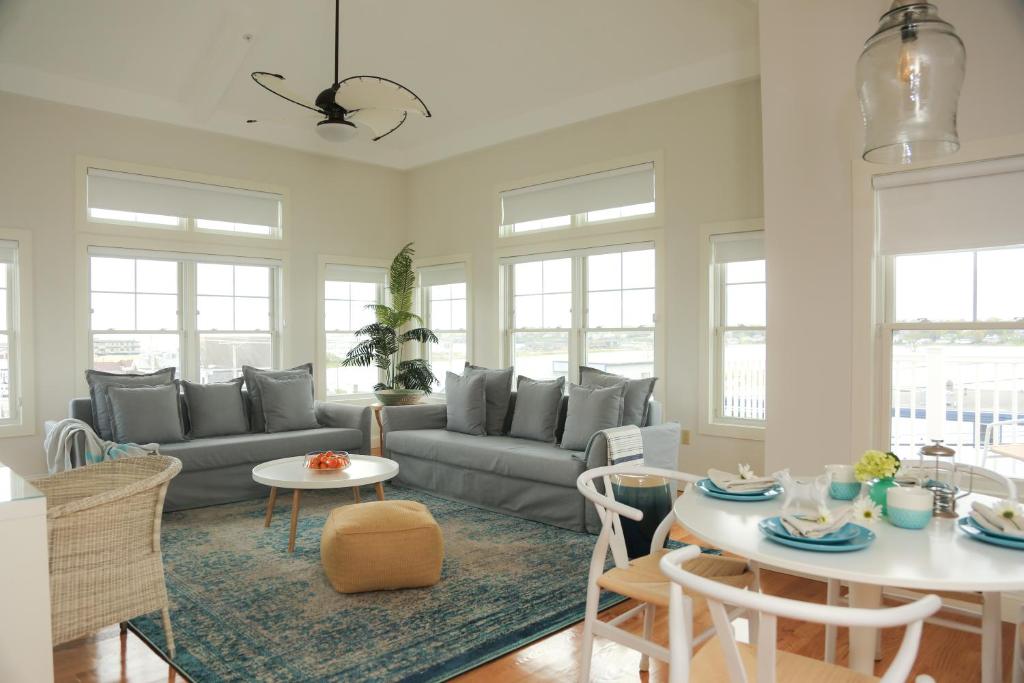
[131,484,633,682]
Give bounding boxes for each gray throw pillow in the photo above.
[579,366,657,427]
[509,376,565,443]
[86,367,176,440]
[445,371,487,436]
[254,373,320,433]
[464,363,513,435]
[181,378,249,438]
[560,383,627,451]
[243,363,313,432]
[106,383,186,444]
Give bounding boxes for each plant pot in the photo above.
[374,389,426,406]
[869,477,899,516]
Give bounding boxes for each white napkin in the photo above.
[708,468,777,493]
[781,508,852,539]
[971,502,1024,539]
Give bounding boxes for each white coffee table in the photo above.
[252,454,399,552]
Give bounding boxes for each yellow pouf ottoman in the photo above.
[320,500,444,593]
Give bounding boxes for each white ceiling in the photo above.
[0,0,759,169]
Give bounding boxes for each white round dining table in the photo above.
[674,487,1024,682]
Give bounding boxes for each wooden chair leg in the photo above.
[578,580,601,683]
[119,621,128,634]
[161,607,175,659]
[640,603,655,671]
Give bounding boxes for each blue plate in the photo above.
[758,516,861,545]
[958,517,1024,550]
[696,478,781,502]
[704,480,776,497]
[760,523,875,552]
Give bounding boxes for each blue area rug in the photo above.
[132,484,639,682]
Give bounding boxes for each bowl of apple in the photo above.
[304,451,351,472]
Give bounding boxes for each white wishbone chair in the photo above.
[661,545,941,683]
[825,459,1016,683]
[576,465,756,682]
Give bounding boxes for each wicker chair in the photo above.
[33,455,182,657]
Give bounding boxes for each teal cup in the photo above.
[886,487,934,529]
[825,464,860,501]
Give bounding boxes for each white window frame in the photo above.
[317,255,390,403]
[500,241,658,385]
[0,229,34,438]
[418,256,472,395]
[496,153,665,244]
[699,220,766,441]
[76,157,289,244]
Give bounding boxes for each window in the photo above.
[324,264,385,397]
[86,168,282,238]
[88,249,280,380]
[504,245,656,382]
[420,263,468,391]
[0,240,26,429]
[709,232,766,427]
[499,163,655,236]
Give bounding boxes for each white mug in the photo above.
[825,464,857,483]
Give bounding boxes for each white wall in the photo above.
[0,91,408,475]
[407,80,766,474]
[759,0,1024,473]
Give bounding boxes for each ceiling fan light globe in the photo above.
[316,119,358,143]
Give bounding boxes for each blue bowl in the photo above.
[830,481,861,501]
[888,507,932,529]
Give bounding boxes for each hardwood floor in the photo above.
[52,527,1016,682]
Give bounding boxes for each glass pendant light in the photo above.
[857,1,966,165]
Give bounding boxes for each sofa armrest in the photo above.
[645,399,664,426]
[583,422,681,471]
[315,402,372,455]
[381,404,447,434]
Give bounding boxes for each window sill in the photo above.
[0,422,36,440]
[699,420,765,442]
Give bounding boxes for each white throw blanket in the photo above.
[602,425,644,466]
[971,501,1024,538]
[44,418,159,474]
[781,507,852,539]
[708,468,777,493]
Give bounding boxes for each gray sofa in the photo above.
[382,394,680,533]
[64,396,371,511]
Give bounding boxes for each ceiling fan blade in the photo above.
[347,108,409,141]
[251,72,323,115]
[335,76,430,117]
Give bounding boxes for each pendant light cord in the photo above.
[333,0,340,86]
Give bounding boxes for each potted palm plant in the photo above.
[341,242,439,406]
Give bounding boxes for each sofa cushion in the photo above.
[560,383,626,451]
[386,429,586,487]
[579,366,657,427]
[509,376,565,443]
[445,371,487,436]
[106,383,186,444]
[159,427,361,472]
[85,367,176,440]
[242,363,313,432]
[464,363,514,435]
[181,378,249,438]
[255,373,320,433]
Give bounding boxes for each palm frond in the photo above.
[388,242,417,315]
[399,327,439,345]
[365,303,398,326]
[394,358,438,394]
[340,339,375,367]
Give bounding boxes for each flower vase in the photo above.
[869,477,898,515]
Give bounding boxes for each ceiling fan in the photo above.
[250,0,430,143]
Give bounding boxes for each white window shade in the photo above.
[499,241,654,266]
[711,232,764,263]
[325,263,386,285]
[87,168,282,227]
[876,156,1024,255]
[419,262,466,287]
[501,163,655,225]
[0,240,17,264]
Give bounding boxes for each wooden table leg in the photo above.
[263,486,278,527]
[374,405,385,455]
[288,489,302,553]
[848,582,882,675]
[353,486,361,503]
[375,482,385,500]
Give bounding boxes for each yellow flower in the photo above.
[854,449,899,482]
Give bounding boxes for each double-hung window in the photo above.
[88,248,280,380]
[86,167,283,238]
[876,156,1024,475]
[499,163,656,236]
[419,263,468,391]
[504,244,656,382]
[0,239,28,430]
[324,264,385,398]
[708,231,766,427]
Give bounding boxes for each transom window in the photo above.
[324,265,385,397]
[88,250,280,381]
[504,245,656,382]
